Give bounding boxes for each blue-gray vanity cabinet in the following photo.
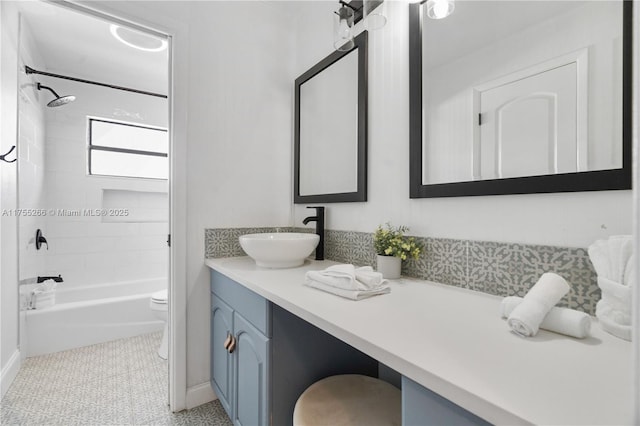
[210,296,234,417]
[210,270,271,426]
[232,313,270,426]
[210,269,379,426]
[402,376,490,426]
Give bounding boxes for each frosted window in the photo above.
[91,120,168,152]
[88,118,168,179]
[91,150,168,179]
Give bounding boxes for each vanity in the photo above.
[207,257,633,426]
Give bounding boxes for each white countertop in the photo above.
[205,257,633,425]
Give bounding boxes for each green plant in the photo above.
[373,223,422,261]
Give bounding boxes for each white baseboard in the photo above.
[1,349,21,398]
[185,382,217,409]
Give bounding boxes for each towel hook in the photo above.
[0,145,16,163]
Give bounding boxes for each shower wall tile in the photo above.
[205,227,599,315]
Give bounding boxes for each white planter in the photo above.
[376,255,401,279]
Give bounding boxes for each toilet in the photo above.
[150,289,168,360]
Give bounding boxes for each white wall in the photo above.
[0,0,21,398]
[184,0,294,388]
[292,1,632,249]
[76,0,297,395]
[37,78,169,287]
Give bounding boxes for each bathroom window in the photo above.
[88,118,168,179]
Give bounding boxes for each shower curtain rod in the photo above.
[25,65,168,99]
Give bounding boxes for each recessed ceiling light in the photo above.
[110,24,167,52]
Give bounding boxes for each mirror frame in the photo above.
[409,1,632,198]
[294,31,368,204]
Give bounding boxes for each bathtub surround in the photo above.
[41,79,169,288]
[205,227,599,315]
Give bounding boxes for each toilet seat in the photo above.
[151,289,168,305]
[149,289,169,360]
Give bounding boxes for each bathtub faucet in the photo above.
[37,275,63,283]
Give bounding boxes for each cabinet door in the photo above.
[232,313,270,426]
[211,296,234,418]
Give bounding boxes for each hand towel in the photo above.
[304,264,389,300]
[506,273,570,337]
[305,265,386,291]
[500,296,591,338]
[305,279,390,301]
[32,282,57,309]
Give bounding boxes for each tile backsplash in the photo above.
[205,227,598,315]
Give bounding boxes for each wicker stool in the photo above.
[293,374,401,426]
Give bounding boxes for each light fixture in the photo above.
[333,3,355,51]
[425,0,455,20]
[363,0,386,30]
[110,24,167,52]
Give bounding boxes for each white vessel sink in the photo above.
[239,232,320,268]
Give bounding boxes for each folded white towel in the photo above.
[305,265,386,291]
[31,282,57,310]
[588,235,634,341]
[500,296,591,338]
[507,273,570,337]
[305,279,390,301]
[304,264,389,300]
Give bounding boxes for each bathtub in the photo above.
[23,278,166,357]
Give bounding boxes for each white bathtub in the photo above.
[23,278,166,357]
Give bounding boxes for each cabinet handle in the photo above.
[224,333,232,350]
[228,335,236,353]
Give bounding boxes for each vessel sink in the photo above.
[239,232,319,268]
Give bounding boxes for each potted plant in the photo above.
[373,223,422,279]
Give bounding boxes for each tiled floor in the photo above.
[0,332,232,426]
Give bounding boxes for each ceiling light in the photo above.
[110,24,167,52]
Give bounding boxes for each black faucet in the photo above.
[302,206,325,261]
[37,275,63,283]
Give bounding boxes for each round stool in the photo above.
[293,374,401,426]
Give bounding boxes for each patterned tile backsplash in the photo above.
[205,227,598,315]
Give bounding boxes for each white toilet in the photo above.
[150,289,168,359]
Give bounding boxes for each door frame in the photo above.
[43,0,189,411]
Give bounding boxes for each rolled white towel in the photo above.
[305,279,390,300]
[507,273,570,337]
[500,296,591,339]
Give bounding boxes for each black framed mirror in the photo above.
[294,31,368,204]
[409,1,632,198]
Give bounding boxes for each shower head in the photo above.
[36,83,75,107]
